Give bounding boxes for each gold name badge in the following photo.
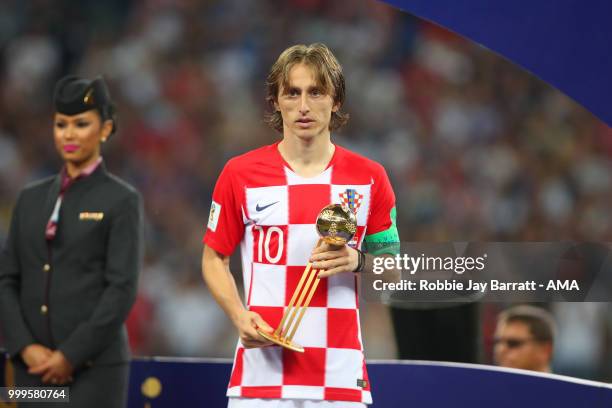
[79,212,104,221]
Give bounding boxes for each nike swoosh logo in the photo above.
[256,201,279,212]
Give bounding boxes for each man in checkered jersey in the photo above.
[202,43,399,408]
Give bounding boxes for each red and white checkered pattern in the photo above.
[204,142,396,404]
[338,190,364,214]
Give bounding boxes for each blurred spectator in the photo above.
[494,305,555,373]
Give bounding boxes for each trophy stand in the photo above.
[257,204,357,353]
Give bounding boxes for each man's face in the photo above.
[494,321,551,372]
[275,63,339,141]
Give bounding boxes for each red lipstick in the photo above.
[63,144,79,153]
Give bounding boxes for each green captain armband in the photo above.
[362,207,400,255]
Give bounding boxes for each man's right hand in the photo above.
[20,344,53,368]
[235,311,274,348]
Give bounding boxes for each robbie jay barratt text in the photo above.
[372,279,580,292]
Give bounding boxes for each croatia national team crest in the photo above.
[339,189,363,214]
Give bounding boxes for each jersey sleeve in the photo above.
[203,160,245,256]
[363,164,400,255]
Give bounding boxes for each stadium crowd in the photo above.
[0,0,610,381]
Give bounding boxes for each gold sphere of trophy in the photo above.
[257,204,357,352]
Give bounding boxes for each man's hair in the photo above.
[265,43,349,132]
[498,305,556,344]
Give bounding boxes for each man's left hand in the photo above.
[29,350,74,385]
[310,242,359,278]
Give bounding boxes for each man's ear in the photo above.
[543,342,554,361]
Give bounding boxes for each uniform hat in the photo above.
[54,75,116,133]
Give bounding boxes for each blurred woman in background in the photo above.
[0,75,143,407]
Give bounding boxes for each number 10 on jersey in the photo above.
[253,225,287,264]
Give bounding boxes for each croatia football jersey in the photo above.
[203,142,396,404]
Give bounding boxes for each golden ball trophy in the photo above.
[256,204,357,353]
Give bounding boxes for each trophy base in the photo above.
[257,329,305,353]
